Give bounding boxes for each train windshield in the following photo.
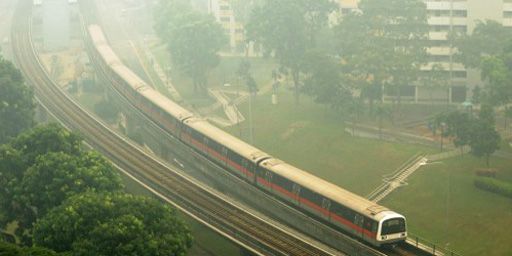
[381,218,406,235]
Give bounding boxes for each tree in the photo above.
[453,20,512,69]
[469,120,501,167]
[0,241,61,256]
[453,21,512,107]
[301,51,353,114]
[0,57,35,144]
[10,123,82,167]
[478,104,495,125]
[505,106,512,130]
[34,192,192,256]
[444,111,473,154]
[335,0,428,113]
[246,0,336,103]
[480,56,511,106]
[419,64,449,106]
[155,1,227,94]
[0,124,123,244]
[375,104,392,139]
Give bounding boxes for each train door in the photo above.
[241,159,249,180]
[202,137,209,155]
[321,198,331,220]
[221,147,229,167]
[265,171,273,191]
[248,162,257,184]
[292,183,301,205]
[354,214,364,238]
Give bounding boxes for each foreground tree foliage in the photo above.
[154,0,226,93]
[0,241,62,256]
[0,57,35,144]
[34,193,192,256]
[0,124,123,244]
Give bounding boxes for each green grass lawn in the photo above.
[226,91,436,196]
[382,155,512,256]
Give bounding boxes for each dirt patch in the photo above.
[280,121,309,141]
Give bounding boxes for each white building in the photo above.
[208,0,247,54]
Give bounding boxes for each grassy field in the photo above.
[226,91,436,195]
[383,155,512,256]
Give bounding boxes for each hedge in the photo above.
[474,177,512,199]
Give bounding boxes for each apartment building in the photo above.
[337,0,508,104]
[207,0,246,54]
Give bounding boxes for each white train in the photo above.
[86,24,407,246]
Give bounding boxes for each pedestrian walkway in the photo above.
[367,154,428,203]
[206,89,246,127]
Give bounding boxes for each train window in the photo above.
[222,147,228,157]
[265,171,273,182]
[381,218,406,235]
[321,198,331,210]
[292,183,301,195]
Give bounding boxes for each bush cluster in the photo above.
[474,177,512,199]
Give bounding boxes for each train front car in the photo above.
[375,212,407,246]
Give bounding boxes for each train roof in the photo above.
[96,44,122,66]
[110,64,148,91]
[88,24,108,46]
[260,158,391,220]
[139,89,194,121]
[185,118,270,163]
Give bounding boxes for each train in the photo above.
[86,24,407,247]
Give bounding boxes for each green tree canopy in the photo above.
[34,192,192,256]
[469,119,501,167]
[0,124,123,244]
[453,20,512,68]
[246,0,336,103]
[335,0,428,111]
[301,50,353,114]
[10,123,82,167]
[0,241,61,256]
[0,57,35,144]
[155,1,226,93]
[480,54,512,106]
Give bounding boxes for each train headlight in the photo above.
[381,235,387,240]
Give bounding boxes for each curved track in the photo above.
[10,1,341,255]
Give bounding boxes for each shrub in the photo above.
[475,168,497,178]
[474,177,512,199]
